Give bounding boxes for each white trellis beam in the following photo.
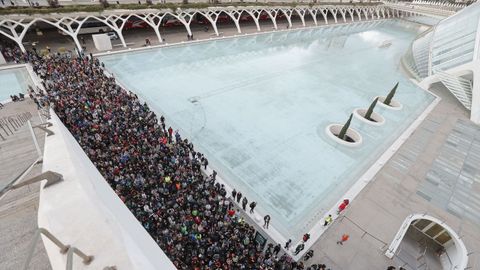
[223,9,243,34]
[197,10,221,36]
[294,8,307,27]
[308,8,319,26]
[328,8,338,24]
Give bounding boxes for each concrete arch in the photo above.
[385,214,468,270]
[355,8,363,21]
[28,17,87,52]
[294,8,307,27]
[243,9,264,32]
[222,9,244,34]
[308,8,319,26]
[169,11,195,37]
[278,8,293,29]
[263,8,280,30]
[195,10,221,36]
[127,13,168,44]
[318,8,329,25]
[0,19,35,52]
[328,8,338,24]
[338,8,347,23]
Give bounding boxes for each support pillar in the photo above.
[308,8,318,26]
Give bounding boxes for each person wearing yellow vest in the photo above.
[323,214,333,227]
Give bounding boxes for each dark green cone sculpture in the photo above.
[364,97,379,121]
[338,113,353,140]
[384,82,398,106]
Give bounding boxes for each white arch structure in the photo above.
[386,213,469,270]
[0,4,409,53]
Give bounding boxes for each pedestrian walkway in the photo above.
[0,99,51,270]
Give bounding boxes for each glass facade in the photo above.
[406,2,480,78]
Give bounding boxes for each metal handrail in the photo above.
[23,228,94,270]
[0,157,42,200]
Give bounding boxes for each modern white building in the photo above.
[403,1,480,123]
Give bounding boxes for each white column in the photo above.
[264,9,278,30]
[244,9,262,32]
[329,8,338,24]
[470,64,480,124]
[295,8,306,27]
[141,13,167,43]
[339,8,347,23]
[280,9,293,28]
[198,11,220,36]
[355,9,362,21]
[96,15,128,47]
[362,9,369,21]
[319,8,328,25]
[348,9,355,22]
[224,10,243,33]
[308,8,318,26]
[173,11,195,37]
[0,20,30,52]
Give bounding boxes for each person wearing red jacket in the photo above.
[337,199,350,214]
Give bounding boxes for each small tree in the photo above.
[338,113,353,141]
[146,0,153,4]
[384,82,399,106]
[364,97,378,121]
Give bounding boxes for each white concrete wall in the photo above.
[39,111,177,270]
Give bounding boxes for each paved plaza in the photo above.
[308,84,480,269]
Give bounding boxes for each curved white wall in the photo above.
[39,111,177,270]
[385,213,468,270]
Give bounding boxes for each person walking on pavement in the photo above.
[294,243,305,255]
[242,197,248,211]
[302,233,310,243]
[249,201,256,213]
[304,250,314,261]
[263,215,271,229]
[232,189,237,199]
[284,239,292,250]
[336,233,350,245]
[337,199,350,214]
[236,192,242,203]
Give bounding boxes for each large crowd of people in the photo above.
[20,50,331,270]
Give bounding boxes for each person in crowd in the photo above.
[285,239,292,250]
[249,201,256,214]
[273,243,281,256]
[242,197,248,211]
[303,233,310,243]
[22,50,332,270]
[236,191,242,203]
[263,214,271,229]
[304,250,314,261]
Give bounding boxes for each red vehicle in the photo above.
[124,18,149,30]
[163,19,184,27]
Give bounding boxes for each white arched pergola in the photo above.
[385,213,469,270]
[0,4,399,53]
